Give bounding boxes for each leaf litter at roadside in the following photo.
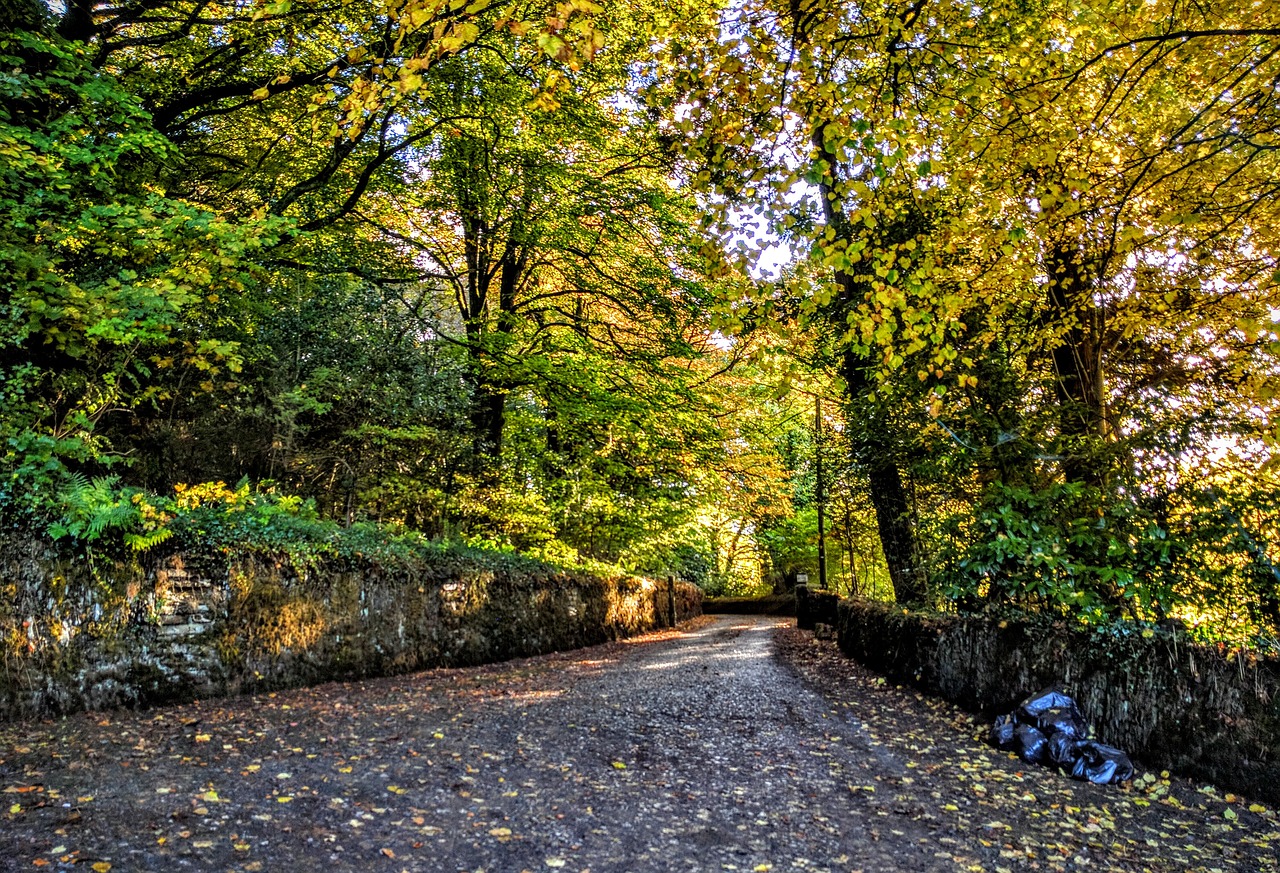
[773,625,1278,872]
[2,615,1275,873]
[0,620,715,872]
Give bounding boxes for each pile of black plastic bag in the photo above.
[990,688,1135,785]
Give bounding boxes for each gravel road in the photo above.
[1,615,1276,872]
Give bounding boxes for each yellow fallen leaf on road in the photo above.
[489,827,512,837]
[92,864,111,873]
[611,761,626,770]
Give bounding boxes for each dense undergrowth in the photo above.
[32,476,628,581]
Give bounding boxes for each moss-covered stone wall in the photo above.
[794,585,838,629]
[0,537,701,720]
[836,597,1280,803]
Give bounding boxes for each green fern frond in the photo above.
[124,527,172,551]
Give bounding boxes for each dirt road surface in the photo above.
[1,616,1275,872]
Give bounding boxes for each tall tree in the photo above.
[663,0,1280,613]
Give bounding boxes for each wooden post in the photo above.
[667,576,677,627]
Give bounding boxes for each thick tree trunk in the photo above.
[799,107,928,605]
[864,456,925,604]
[469,374,506,477]
[842,351,926,605]
[1045,243,1107,486]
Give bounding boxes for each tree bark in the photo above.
[1045,242,1107,486]
[842,351,926,605]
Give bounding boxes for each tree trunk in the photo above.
[842,351,926,605]
[1045,242,1107,486]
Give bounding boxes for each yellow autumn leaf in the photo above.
[92,864,111,873]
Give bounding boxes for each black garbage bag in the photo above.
[1034,705,1089,740]
[988,686,1136,787]
[1071,741,1135,785]
[1019,688,1084,724]
[990,713,1017,750]
[1047,732,1081,767]
[1014,723,1049,764]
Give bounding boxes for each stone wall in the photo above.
[0,537,701,720]
[836,597,1280,803]
[794,585,839,630]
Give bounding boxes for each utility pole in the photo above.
[815,395,828,590]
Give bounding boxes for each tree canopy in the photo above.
[3,0,1278,641]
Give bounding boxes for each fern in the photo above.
[124,527,173,552]
[50,475,141,544]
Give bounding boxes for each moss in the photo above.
[0,531,702,720]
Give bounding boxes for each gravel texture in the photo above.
[0,615,1276,872]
